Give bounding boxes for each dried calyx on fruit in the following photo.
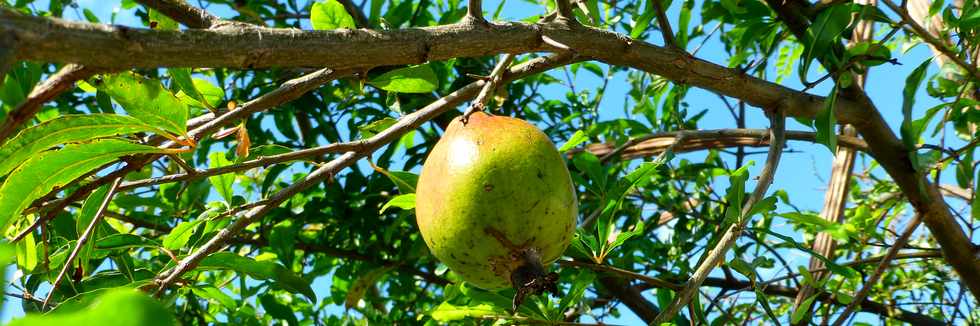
[415,112,577,310]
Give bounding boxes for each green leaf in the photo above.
[198,252,316,301]
[791,294,818,324]
[781,212,850,241]
[0,140,171,230]
[208,151,236,203]
[750,228,859,279]
[75,183,112,274]
[0,114,169,177]
[191,286,237,308]
[147,8,178,30]
[269,219,296,267]
[380,193,416,213]
[8,289,176,326]
[900,58,933,155]
[161,218,205,250]
[815,87,838,153]
[558,270,596,312]
[260,294,300,325]
[558,130,589,153]
[801,4,849,80]
[172,75,223,110]
[95,73,189,136]
[430,302,501,321]
[15,216,37,272]
[359,117,397,138]
[371,165,418,193]
[311,0,357,30]
[369,65,439,93]
[95,234,160,250]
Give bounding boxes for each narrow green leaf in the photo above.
[15,216,38,272]
[358,117,397,138]
[260,294,300,325]
[177,78,224,110]
[0,140,172,230]
[311,0,357,30]
[191,286,236,308]
[815,87,838,153]
[76,183,111,274]
[95,73,189,136]
[558,270,596,312]
[161,218,205,250]
[791,294,818,324]
[900,58,934,153]
[0,114,169,177]
[430,302,501,321]
[558,130,589,153]
[751,228,859,279]
[95,234,160,250]
[800,4,849,80]
[198,252,316,301]
[208,151,236,203]
[368,65,439,94]
[380,193,416,213]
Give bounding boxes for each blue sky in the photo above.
[3,0,971,324]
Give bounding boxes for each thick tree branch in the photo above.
[152,53,579,294]
[653,110,786,323]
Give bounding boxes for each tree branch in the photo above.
[135,0,222,29]
[42,177,122,310]
[653,109,786,323]
[651,0,676,48]
[151,53,579,295]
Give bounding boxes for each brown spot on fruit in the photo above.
[484,184,494,192]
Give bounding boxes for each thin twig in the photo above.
[559,259,681,291]
[652,108,786,324]
[651,0,676,48]
[880,0,980,81]
[41,177,123,310]
[462,53,515,121]
[830,213,925,326]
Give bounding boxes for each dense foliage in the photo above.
[0,0,978,325]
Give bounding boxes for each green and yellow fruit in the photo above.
[415,112,577,291]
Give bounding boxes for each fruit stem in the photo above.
[509,248,559,312]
